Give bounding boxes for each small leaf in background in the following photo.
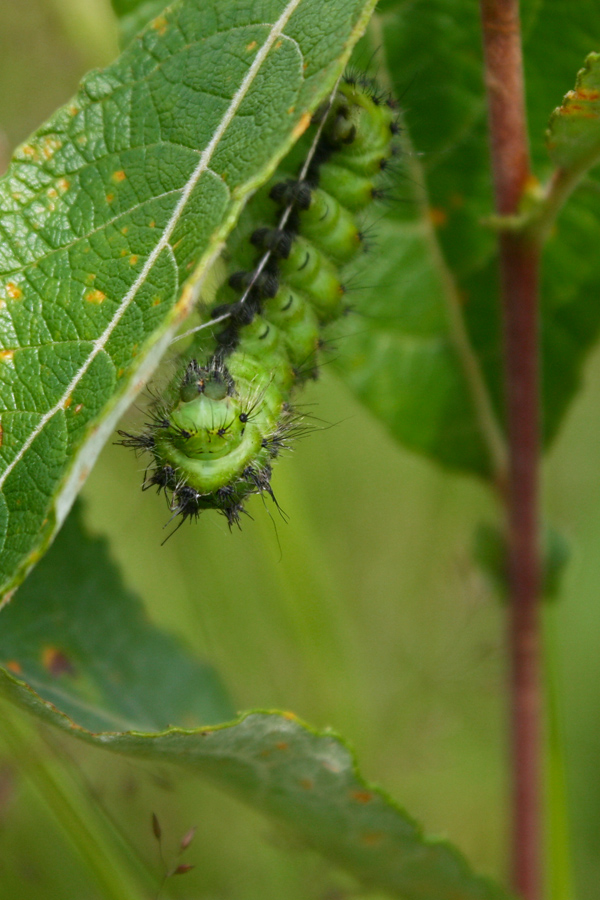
[473,522,570,602]
[0,501,234,731]
[547,52,600,172]
[0,0,378,599]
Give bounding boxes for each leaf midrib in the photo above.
[0,0,305,490]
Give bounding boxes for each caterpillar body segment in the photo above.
[118,75,399,530]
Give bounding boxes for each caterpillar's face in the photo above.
[118,72,399,533]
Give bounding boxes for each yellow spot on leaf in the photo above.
[47,187,58,200]
[299,778,314,790]
[287,105,296,115]
[152,15,167,34]
[292,113,311,140]
[152,295,161,306]
[283,711,298,721]
[112,170,126,183]
[6,283,22,300]
[6,660,21,675]
[21,144,38,159]
[129,255,138,265]
[85,289,106,304]
[149,220,156,228]
[121,226,129,235]
[0,350,14,362]
[246,40,257,52]
[69,105,79,116]
[106,192,115,204]
[57,178,70,194]
[42,136,62,160]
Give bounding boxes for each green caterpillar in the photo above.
[119,73,398,530]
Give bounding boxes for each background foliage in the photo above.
[1,1,600,898]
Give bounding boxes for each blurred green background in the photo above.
[1,1,599,898]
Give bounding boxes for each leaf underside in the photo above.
[0,501,510,900]
[0,681,510,900]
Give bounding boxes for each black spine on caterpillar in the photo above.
[118,75,399,530]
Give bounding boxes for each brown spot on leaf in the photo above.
[299,778,314,790]
[63,397,72,409]
[246,40,257,51]
[429,207,447,228]
[112,170,127,183]
[41,646,75,677]
[351,790,373,804]
[275,741,289,751]
[5,660,21,674]
[129,255,138,265]
[106,192,114,204]
[361,831,383,846]
[149,220,156,228]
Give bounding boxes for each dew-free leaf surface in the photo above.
[0,0,378,600]
[0,502,233,731]
[0,680,511,900]
[547,52,600,172]
[335,1,600,478]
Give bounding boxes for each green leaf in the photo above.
[111,0,171,46]
[0,0,379,600]
[0,501,233,731]
[547,52,600,172]
[334,2,600,477]
[0,678,511,900]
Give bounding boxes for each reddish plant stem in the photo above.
[479,3,543,900]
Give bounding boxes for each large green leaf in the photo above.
[0,501,233,730]
[334,1,600,477]
[0,0,379,600]
[111,0,171,46]
[0,678,511,900]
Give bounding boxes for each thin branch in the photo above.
[480,3,543,900]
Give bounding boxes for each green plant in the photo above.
[1,1,600,898]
